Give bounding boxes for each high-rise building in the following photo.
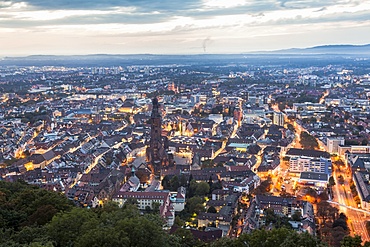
[146,97,168,177]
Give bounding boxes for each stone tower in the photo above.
[147,97,167,177]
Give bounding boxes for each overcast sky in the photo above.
[1,0,370,55]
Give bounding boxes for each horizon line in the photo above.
[2,42,370,58]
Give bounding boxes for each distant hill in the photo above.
[264,44,370,55]
[0,54,249,66]
[1,44,370,67]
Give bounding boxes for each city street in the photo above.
[332,166,370,242]
[272,102,370,242]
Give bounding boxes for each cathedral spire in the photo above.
[147,96,167,178]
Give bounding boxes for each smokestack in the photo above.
[203,37,211,52]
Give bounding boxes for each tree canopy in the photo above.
[300,131,319,150]
[2,180,369,247]
[210,228,325,247]
[0,180,73,231]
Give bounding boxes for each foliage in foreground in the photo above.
[210,228,325,247]
[1,180,369,247]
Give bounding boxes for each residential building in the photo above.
[112,191,175,226]
[353,171,370,210]
[327,137,345,154]
[339,146,370,157]
[255,195,303,217]
[289,156,332,175]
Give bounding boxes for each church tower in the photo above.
[147,97,167,177]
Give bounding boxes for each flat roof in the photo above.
[299,172,328,181]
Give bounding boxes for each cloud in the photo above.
[2,0,202,12]
[2,0,369,28]
[278,0,340,9]
[1,0,370,55]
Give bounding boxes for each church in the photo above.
[146,97,172,178]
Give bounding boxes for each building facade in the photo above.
[273,111,284,127]
[289,156,332,175]
[327,137,345,154]
[112,191,175,226]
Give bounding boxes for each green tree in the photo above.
[179,175,188,188]
[152,202,161,214]
[329,176,336,187]
[318,191,329,201]
[188,179,198,198]
[280,231,323,247]
[332,226,347,247]
[172,228,203,247]
[47,208,98,247]
[300,131,319,150]
[207,206,217,214]
[195,182,210,196]
[75,227,129,247]
[253,177,273,195]
[235,228,323,247]
[304,187,318,198]
[317,201,338,224]
[28,242,54,247]
[162,175,171,190]
[264,208,277,224]
[210,237,238,247]
[115,216,173,247]
[333,213,349,232]
[170,175,180,191]
[9,226,48,246]
[210,181,223,193]
[340,235,362,247]
[27,205,58,226]
[291,211,302,221]
[173,216,185,227]
[186,196,205,215]
[0,180,73,230]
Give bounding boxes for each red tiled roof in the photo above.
[113,191,170,200]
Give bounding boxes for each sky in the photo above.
[1,0,370,55]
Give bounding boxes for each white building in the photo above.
[339,146,370,157]
[327,137,345,154]
[292,102,326,112]
[209,114,223,124]
[289,156,332,175]
[191,94,207,105]
[112,191,175,226]
[170,187,186,212]
[273,112,284,127]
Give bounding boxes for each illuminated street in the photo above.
[332,165,370,242]
[272,102,370,242]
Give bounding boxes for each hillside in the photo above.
[269,44,370,55]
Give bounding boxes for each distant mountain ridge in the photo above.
[265,44,370,55]
[1,44,370,66]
